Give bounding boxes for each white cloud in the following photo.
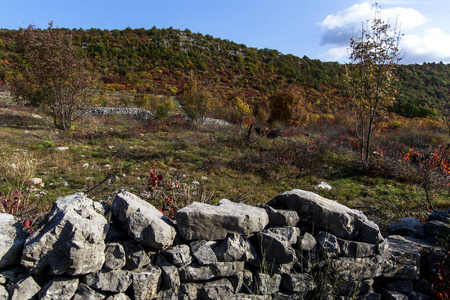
[402,27,450,63]
[321,47,349,61]
[321,3,373,31]
[320,2,427,45]
[318,1,450,63]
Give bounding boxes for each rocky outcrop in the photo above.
[21,193,109,275]
[0,189,446,299]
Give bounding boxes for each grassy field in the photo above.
[0,93,448,235]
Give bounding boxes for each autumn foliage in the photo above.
[267,87,309,126]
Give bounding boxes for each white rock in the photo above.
[313,181,332,191]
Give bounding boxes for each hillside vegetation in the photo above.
[0,27,449,119]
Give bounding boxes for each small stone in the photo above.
[313,181,332,190]
[258,204,300,227]
[199,278,234,300]
[72,283,106,300]
[297,232,317,252]
[38,277,79,300]
[190,240,218,265]
[130,267,162,300]
[162,244,192,267]
[103,243,127,271]
[122,240,151,270]
[281,273,316,293]
[7,275,41,300]
[84,269,132,293]
[315,231,340,258]
[254,271,282,295]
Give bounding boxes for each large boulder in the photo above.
[21,193,109,275]
[266,189,384,244]
[111,191,176,249]
[0,213,28,268]
[175,199,269,240]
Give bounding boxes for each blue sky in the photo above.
[1,0,449,64]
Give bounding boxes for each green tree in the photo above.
[182,72,217,123]
[11,23,95,131]
[345,4,403,168]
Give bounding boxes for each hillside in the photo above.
[0,27,448,118]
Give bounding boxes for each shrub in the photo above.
[268,87,309,126]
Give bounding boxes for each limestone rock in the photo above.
[266,226,300,245]
[130,267,162,300]
[389,217,426,239]
[281,273,316,293]
[199,278,234,300]
[122,240,151,270]
[213,233,256,262]
[337,237,378,258]
[162,244,192,267]
[297,232,317,252]
[0,285,8,300]
[334,255,385,281]
[255,231,297,274]
[190,240,218,265]
[156,254,180,290]
[424,208,450,240]
[382,235,425,280]
[21,193,109,275]
[315,231,340,258]
[175,199,269,240]
[258,204,300,226]
[267,189,384,244]
[7,275,41,300]
[72,283,106,300]
[105,294,131,300]
[237,269,254,294]
[254,271,282,295]
[84,269,132,293]
[112,191,176,249]
[0,213,28,269]
[103,243,127,271]
[38,277,79,300]
[179,283,200,300]
[179,261,245,281]
[337,279,374,297]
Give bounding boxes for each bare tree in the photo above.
[11,23,95,130]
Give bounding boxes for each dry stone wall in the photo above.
[0,189,448,300]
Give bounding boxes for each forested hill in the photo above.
[0,27,448,118]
